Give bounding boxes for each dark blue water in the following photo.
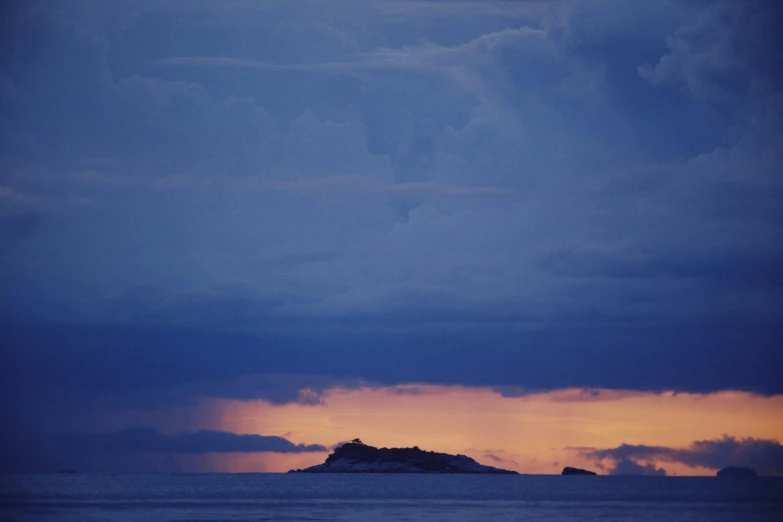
[2,474,782,521]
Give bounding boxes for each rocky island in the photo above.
[289,440,517,474]
[561,466,597,476]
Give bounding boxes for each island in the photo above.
[288,440,517,474]
[561,466,597,475]
[717,466,758,478]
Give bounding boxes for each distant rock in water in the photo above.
[562,466,597,476]
[289,442,518,474]
[717,466,758,478]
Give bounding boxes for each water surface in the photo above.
[2,473,781,521]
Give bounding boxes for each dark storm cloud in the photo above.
[58,427,327,454]
[577,436,783,476]
[0,0,781,474]
[2,319,781,402]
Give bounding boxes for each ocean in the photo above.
[1,473,782,521]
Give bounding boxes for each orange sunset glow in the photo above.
[153,385,783,475]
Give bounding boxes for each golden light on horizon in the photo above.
[191,385,783,475]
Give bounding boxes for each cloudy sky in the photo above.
[1,0,782,475]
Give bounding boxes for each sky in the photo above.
[1,0,782,475]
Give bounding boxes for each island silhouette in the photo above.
[289,440,518,474]
[716,466,758,478]
[561,466,597,476]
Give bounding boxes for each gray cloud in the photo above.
[0,210,43,244]
[0,185,33,204]
[481,452,518,466]
[577,436,783,476]
[637,0,783,103]
[231,175,515,198]
[611,458,667,476]
[538,249,783,287]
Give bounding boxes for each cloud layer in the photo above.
[59,428,326,454]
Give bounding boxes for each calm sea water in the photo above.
[1,473,782,521]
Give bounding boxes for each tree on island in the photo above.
[351,438,364,445]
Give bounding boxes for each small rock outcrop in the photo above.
[562,466,597,476]
[289,442,517,474]
[717,466,758,478]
